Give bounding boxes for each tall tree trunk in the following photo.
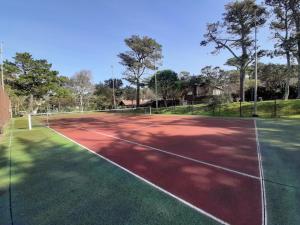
[80,95,83,112]
[164,98,167,107]
[296,27,300,98]
[297,56,300,99]
[239,43,247,102]
[239,68,246,102]
[29,94,33,113]
[284,51,291,100]
[136,80,140,107]
[292,3,300,99]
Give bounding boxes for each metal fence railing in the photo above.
[151,99,300,118]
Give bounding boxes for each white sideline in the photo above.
[83,128,260,180]
[8,119,14,225]
[254,120,267,225]
[49,127,229,225]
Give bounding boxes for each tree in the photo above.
[104,78,123,89]
[200,66,234,102]
[94,82,113,109]
[49,76,75,111]
[201,0,267,101]
[177,71,192,101]
[258,63,288,93]
[118,35,162,107]
[289,0,300,98]
[200,66,226,89]
[4,52,63,113]
[104,78,123,107]
[140,87,155,100]
[122,85,136,102]
[148,70,178,106]
[266,0,296,100]
[70,70,94,111]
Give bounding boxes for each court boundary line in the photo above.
[83,127,260,180]
[8,120,14,225]
[254,120,267,225]
[49,127,229,225]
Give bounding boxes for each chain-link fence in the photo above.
[153,99,300,118]
[0,88,11,133]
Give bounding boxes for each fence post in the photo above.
[274,99,277,117]
[28,114,32,130]
[46,113,50,127]
[239,100,242,117]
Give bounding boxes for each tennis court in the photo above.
[38,112,266,225]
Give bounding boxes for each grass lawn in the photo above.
[256,119,300,225]
[0,117,219,225]
[155,99,300,118]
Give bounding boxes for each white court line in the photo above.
[254,120,267,225]
[81,127,260,180]
[8,119,14,225]
[49,127,230,225]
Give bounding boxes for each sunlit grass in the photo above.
[156,99,300,119]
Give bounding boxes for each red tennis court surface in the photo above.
[50,114,265,225]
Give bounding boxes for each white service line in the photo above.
[82,127,261,180]
[254,120,267,225]
[49,127,230,225]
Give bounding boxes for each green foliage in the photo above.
[94,82,113,108]
[265,0,296,55]
[265,0,299,99]
[258,63,292,91]
[6,53,61,98]
[122,85,136,101]
[148,70,179,101]
[104,78,123,89]
[2,52,68,112]
[118,35,162,106]
[200,66,227,89]
[104,78,123,98]
[201,0,267,101]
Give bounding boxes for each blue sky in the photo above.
[1,0,284,83]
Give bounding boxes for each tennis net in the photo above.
[27,107,152,130]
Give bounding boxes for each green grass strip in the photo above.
[256,119,300,225]
[155,99,300,119]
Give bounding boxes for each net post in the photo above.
[46,112,49,127]
[28,113,32,130]
[149,106,152,115]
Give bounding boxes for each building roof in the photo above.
[119,99,151,106]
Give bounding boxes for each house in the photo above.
[119,99,152,107]
[184,83,224,102]
[186,84,223,97]
[195,84,223,96]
